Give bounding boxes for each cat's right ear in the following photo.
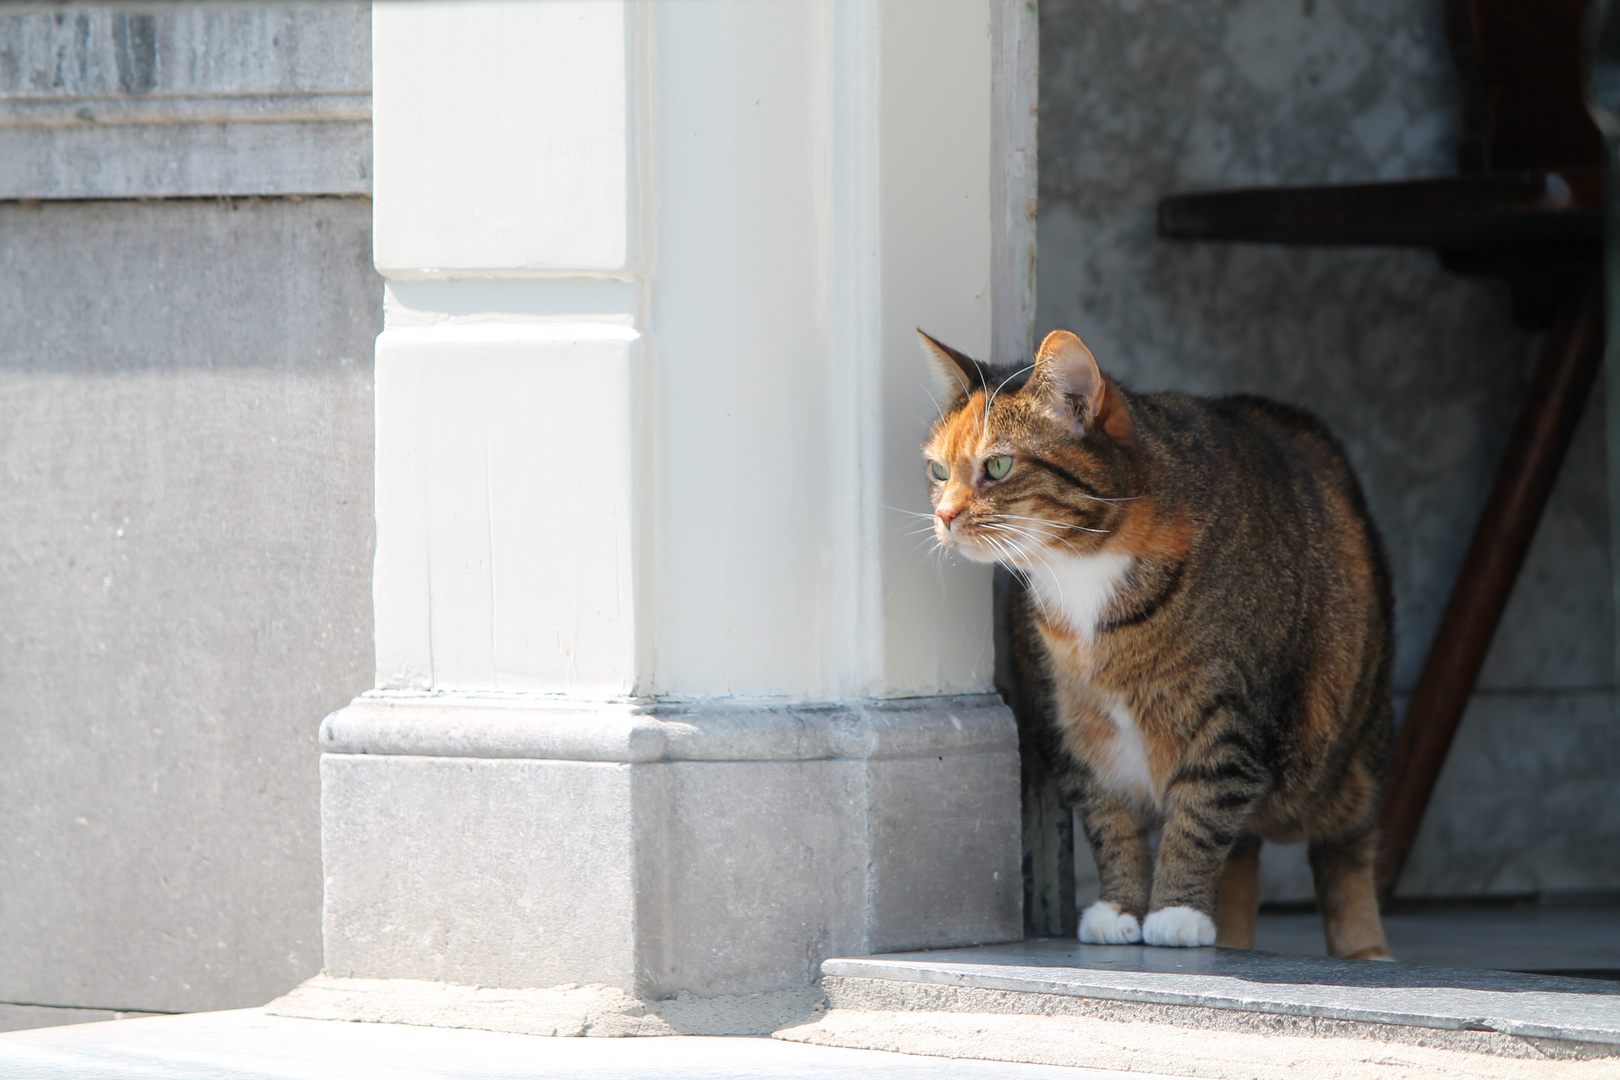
[1032,329,1119,438]
[918,330,993,402]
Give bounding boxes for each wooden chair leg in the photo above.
[1377,276,1605,900]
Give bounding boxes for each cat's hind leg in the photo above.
[1309,830,1392,959]
[1214,835,1261,949]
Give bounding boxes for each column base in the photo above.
[315,694,1021,1007]
[266,974,823,1037]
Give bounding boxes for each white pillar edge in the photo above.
[992,0,1039,368]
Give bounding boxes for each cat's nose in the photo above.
[936,506,960,529]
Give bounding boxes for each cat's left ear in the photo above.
[918,330,995,400]
[1031,329,1132,442]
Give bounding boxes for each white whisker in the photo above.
[983,362,1037,426]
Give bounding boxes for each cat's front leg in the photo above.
[1146,723,1273,947]
[1072,773,1153,944]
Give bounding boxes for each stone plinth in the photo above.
[318,696,1022,1000]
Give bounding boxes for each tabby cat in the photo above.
[922,328,1393,958]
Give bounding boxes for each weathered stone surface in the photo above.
[321,756,639,991]
[0,4,371,197]
[867,753,1023,952]
[639,758,870,998]
[319,697,1023,1000]
[0,197,379,1013]
[824,940,1620,1049]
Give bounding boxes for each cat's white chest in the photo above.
[1098,697,1160,808]
[1026,552,1134,640]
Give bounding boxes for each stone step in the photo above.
[772,941,1620,1079]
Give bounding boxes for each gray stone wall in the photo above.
[0,5,370,197]
[0,196,378,1017]
[0,3,377,1022]
[1038,0,1619,900]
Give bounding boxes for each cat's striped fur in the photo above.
[923,329,1393,958]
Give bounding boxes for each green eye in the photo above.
[985,455,1013,480]
[929,461,949,482]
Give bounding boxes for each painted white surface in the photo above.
[369,0,1029,699]
[651,0,1002,698]
[992,0,1040,367]
[372,324,640,696]
[878,0,998,695]
[649,0,848,698]
[372,0,631,274]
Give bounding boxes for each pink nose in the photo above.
[937,506,960,528]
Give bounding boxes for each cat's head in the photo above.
[921,328,1135,567]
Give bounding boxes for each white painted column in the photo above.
[311,0,1037,1017]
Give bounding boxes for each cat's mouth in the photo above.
[938,520,1021,566]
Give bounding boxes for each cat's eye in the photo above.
[929,461,949,482]
[985,455,1013,480]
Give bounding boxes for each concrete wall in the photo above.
[1038,0,1619,900]
[0,196,379,1018]
[0,3,378,1023]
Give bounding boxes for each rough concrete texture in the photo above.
[0,196,379,1013]
[321,756,641,992]
[0,4,371,198]
[866,751,1023,951]
[817,977,1615,1061]
[777,1009,1620,1080]
[0,1010,1145,1080]
[266,975,826,1038]
[321,713,1022,1000]
[822,940,1620,1052]
[1038,0,1618,902]
[640,758,873,997]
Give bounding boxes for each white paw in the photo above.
[1142,905,1217,947]
[1079,900,1143,944]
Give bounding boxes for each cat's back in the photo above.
[1137,391,1379,541]
[1128,387,1391,632]
[1135,390,1357,491]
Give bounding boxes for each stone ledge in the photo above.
[319,694,1016,763]
[818,941,1620,1056]
[817,975,1616,1062]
